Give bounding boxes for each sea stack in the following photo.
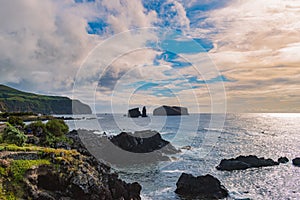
[128,108,141,118]
[141,106,147,117]
[153,105,189,116]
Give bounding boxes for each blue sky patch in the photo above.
[87,20,108,35]
[187,75,233,84]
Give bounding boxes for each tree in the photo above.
[25,121,47,137]
[8,116,25,128]
[46,119,69,137]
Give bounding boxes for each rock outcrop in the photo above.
[153,105,188,116]
[22,154,141,200]
[292,157,300,167]
[216,155,279,171]
[110,130,179,154]
[71,129,180,166]
[175,173,228,199]
[127,106,148,118]
[128,108,141,118]
[141,106,147,117]
[278,156,289,164]
[0,131,142,199]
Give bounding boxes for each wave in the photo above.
[161,169,186,174]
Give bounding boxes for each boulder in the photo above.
[292,157,300,167]
[278,157,289,164]
[153,105,189,116]
[216,155,279,171]
[175,173,228,199]
[128,108,141,118]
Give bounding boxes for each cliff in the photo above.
[0,143,141,199]
[0,84,92,114]
[153,105,189,116]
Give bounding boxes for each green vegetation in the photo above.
[0,116,78,199]
[0,84,92,114]
[0,143,80,199]
[2,124,27,146]
[46,119,69,137]
[10,160,51,182]
[25,121,47,136]
[0,159,51,199]
[24,119,71,146]
[7,117,24,128]
[0,143,79,156]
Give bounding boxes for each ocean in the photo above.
[64,113,300,200]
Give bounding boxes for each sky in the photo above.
[0,0,300,113]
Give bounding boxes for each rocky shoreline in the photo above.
[1,123,299,199]
[0,129,143,199]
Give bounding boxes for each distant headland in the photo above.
[0,84,91,114]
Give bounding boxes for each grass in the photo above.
[0,159,50,199]
[0,143,79,199]
[0,144,79,157]
[9,160,51,182]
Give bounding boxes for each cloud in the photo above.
[102,0,157,33]
[1,0,299,112]
[197,0,300,112]
[0,0,99,93]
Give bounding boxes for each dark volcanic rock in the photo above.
[292,157,300,167]
[141,106,147,117]
[278,156,289,164]
[175,173,228,199]
[128,108,141,118]
[72,129,180,166]
[110,130,179,154]
[153,105,188,116]
[216,155,279,171]
[22,152,141,200]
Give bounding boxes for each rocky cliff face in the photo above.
[0,136,142,199]
[0,84,92,114]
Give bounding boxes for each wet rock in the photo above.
[216,155,279,171]
[110,130,179,154]
[181,145,192,150]
[292,157,300,167]
[175,173,228,199]
[278,157,289,164]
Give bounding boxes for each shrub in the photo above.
[2,123,27,146]
[46,119,69,137]
[25,121,47,137]
[8,116,25,128]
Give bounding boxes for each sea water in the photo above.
[64,113,300,200]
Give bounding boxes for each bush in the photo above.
[8,116,25,128]
[46,119,69,137]
[3,123,27,146]
[25,121,47,137]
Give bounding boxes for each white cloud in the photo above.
[197,0,300,112]
[102,0,157,33]
[0,0,98,92]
